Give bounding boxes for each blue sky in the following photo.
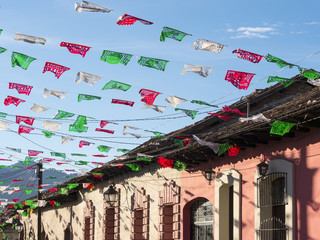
[0,0,319,177]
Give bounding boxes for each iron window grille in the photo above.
[257,217,288,240]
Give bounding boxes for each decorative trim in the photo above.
[159,180,181,240]
[83,200,95,240]
[103,188,120,240]
[131,188,150,240]
[214,169,242,240]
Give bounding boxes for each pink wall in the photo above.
[181,129,320,240]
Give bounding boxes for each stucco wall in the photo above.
[22,164,181,240]
[181,129,320,240]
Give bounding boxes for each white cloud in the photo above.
[305,21,320,25]
[228,26,277,39]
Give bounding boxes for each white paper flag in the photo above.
[43,88,67,99]
[307,78,320,87]
[166,96,188,108]
[6,147,21,153]
[61,136,75,144]
[123,125,141,138]
[142,103,166,113]
[123,125,140,131]
[239,113,271,123]
[137,153,153,158]
[193,135,219,154]
[30,103,50,113]
[123,131,142,139]
[75,72,102,86]
[75,1,112,13]
[42,121,62,131]
[0,120,10,131]
[14,33,46,45]
[192,39,226,53]
[181,64,213,77]
[38,200,47,207]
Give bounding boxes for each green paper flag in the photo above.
[11,52,36,70]
[69,115,88,133]
[138,56,169,71]
[218,143,233,156]
[0,47,7,54]
[270,120,296,136]
[117,148,130,153]
[78,94,101,102]
[50,152,66,159]
[21,156,36,165]
[54,110,75,120]
[191,100,218,108]
[24,190,33,195]
[24,200,34,206]
[174,139,185,147]
[71,153,87,157]
[102,80,131,91]
[46,176,57,179]
[175,108,198,120]
[173,161,186,171]
[127,164,141,171]
[100,50,133,66]
[0,112,7,118]
[22,212,28,217]
[75,161,88,165]
[0,181,7,184]
[136,156,152,162]
[301,69,320,79]
[160,26,192,42]
[0,166,9,169]
[98,145,111,153]
[267,76,294,88]
[12,166,21,169]
[0,29,2,35]
[265,54,296,69]
[42,130,55,138]
[67,183,79,189]
[55,202,61,207]
[60,188,68,194]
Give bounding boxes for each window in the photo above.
[103,188,120,240]
[190,199,213,240]
[131,188,149,240]
[83,200,95,240]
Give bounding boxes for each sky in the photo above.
[0,0,319,187]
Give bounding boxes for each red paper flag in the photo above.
[12,199,20,203]
[175,136,191,146]
[7,205,14,208]
[16,116,35,126]
[49,200,55,207]
[49,188,57,193]
[232,49,263,63]
[60,42,91,57]
[228,147,240,157]
[12,179,24,182]
[18,125,34,135]
[43,62,70,79]
[25,167,36,170]
[158,157,174,168]
[0,159,12,161]
[95,128,114,134]
[225,70,255,90]
[65,169,76,172]
[139,89,161,105]
[208,113,231,121]
[221,105,245,115]
[79,140,94,148]
[92,154,108,157]
[4,96,25,106]
[116,14,153,25]
[100,120,118,128]
[28,150,43,156]
[9,83,33,96]
[111,99,134,107]
[42,158,55,162]
[91,162,104,166]
[56,162,67,165]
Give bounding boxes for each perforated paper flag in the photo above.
[4,96,25,107]
[307,78,320,86]
[139,89,161,105]
[265,54,296,69]
[75,1,112,13]
[0,121,10,131]
[54,110,75,120]
[302,69,320,79]
[69,115,88,133]
[42,121,62,131]
[16,116,34,126]
[173,161,186,171]
[9,83,33,95]
[11,52,36,70]
[208,112,231,121]
[18,125,34,135]
[192,39,225,53]
[95,128,114,134]
[267,76,294,88]
[117,14,153,25]
[191,100,218,108]
[100,50,133,66]
[98,145,111,153]
[138,56,168,71]
[43,89,67,99]
[61,136,75,144]
[78,94,101,102]
[127,164,141,171]
[28,150,43,157]
[43,62,70,79]
[111,99,134,107]
[158,157,174,168]
[0,47,7,54]
[193,135,219,154]
[239,113,271,123]
[160,27,191,42]
[42,131,55,138]
[142,104,165,113]
[75,72,102,86]
[232,49,263,63]
[30,103,50,113]
[14,33,46,45]
[175,108,197,119]
[270,121,296,136]
[102,80,131,91]
[166,96,188,108]
[221,105,245,115]
[181,64,213,77]
[79,140,94,148]
[100,120,118,128]
[60,42,91,57]
[218,143,233,156]
[225,70,255,90]
[51,152,66,159]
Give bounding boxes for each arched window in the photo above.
[190,198,213,240]
[64,224,73,240]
